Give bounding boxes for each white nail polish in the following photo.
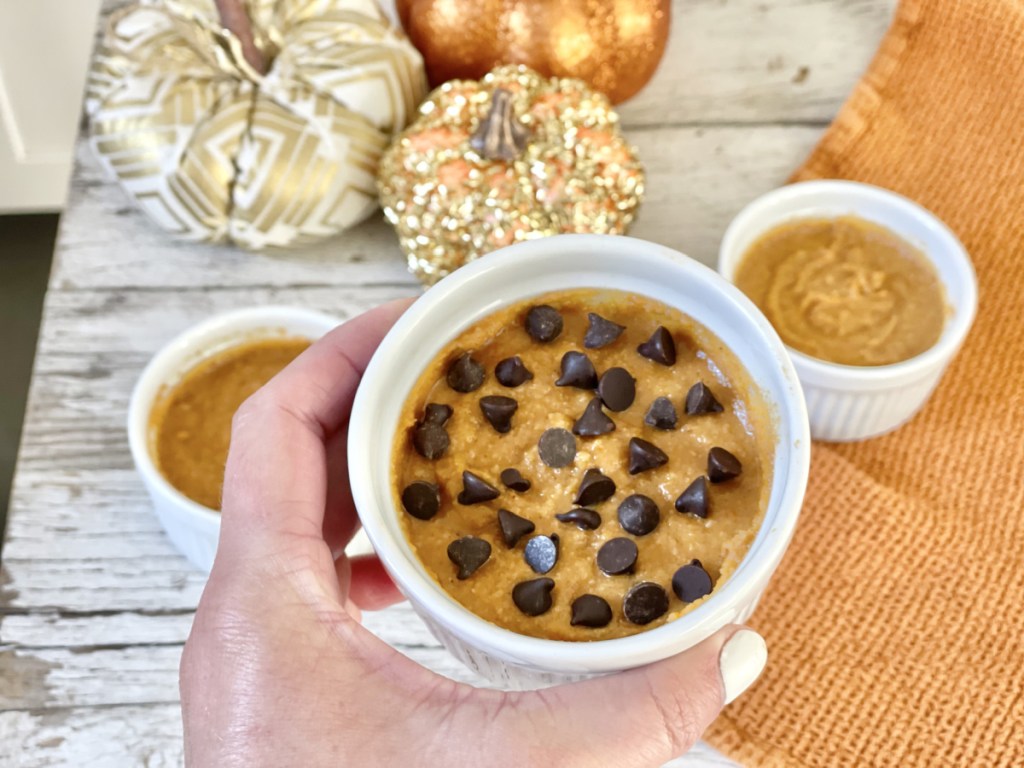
[719,629,768,705]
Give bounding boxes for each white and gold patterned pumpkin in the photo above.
[85,0,426,248]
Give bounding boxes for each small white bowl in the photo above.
[348,234,811,690]
[127,306,340,572]
[719,181,978,442]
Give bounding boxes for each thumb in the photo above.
[510,626,766,767]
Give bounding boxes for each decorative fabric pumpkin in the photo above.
[378,65,644,285]
[395,0,670,104]
[85,0,426,249]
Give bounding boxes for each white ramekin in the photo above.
[127,306,341,572]
[348,234,811,690]
[719,181,978,442]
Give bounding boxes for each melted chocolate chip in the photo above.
[479,395,518,433]
[538,428,577,468]
[644,397,678,430]
[447,536,491,579]
[457,471,500,505]
[628,437,669,475]
[555,351,598,389]
[525,305,563,343]
[524,534,559,574]
[574,468,616,506]
[596,537,638,575]
[623,582,669,625]
[675,476,709,518]
[512,577,555,616]
[573,397,616,437]
[685,382,724,416]
[446,353,485,392]
[423,403,452,425]
[598,367,636,412]
[412,422,449,460]
[672,559,713,603]
[617,494,660,536]
[500,468,531,492]
[555,508,602,530]
[401,481,440,521]
[708,447,743,483]
[498,508,535,547]
[584,313,626,349]
[570,594,613,628]
[495,356,534,387]
[637,327,676,366]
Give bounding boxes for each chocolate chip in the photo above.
[424,403,453,425]
[457,471,500,504]
[675,476,709,518]
[617,494,660,535]
[708,447,742,483]
[672,559,713,603]
[538,428,577,468]
[498,508,535,547]
[598,367,636,411]
[512,577,555,616]
[525,305,563,343]
[479,395,518,433]
[644,397,678,430]
[637,326,676,366]
[574,468,616,506]
[446,353,485,392]
[597,537,638,575]
[401,481,440,520]
[555,351,598,389]
[500,468,531,492]
[524,534,559,574]
[447,536,491,579]
[685,382,724,415]
[584,313,625,349]
[412,422,449,460]
[570,594,613,628]
[555,508,601,530]
[573,397,616,437]
[495,356,534,387]
[623,582,669,625]
[628,437,668,475]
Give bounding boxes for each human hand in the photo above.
[180,300,768,767]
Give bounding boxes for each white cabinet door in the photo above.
[0,0,102,212]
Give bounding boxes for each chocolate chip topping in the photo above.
[412,422,449,460]
[597,537,638,575]
[644,396,678,430]
[401,481,440,521]
[598,367,636,412]
[708,447,743,483]
[498,508,535,547]
[525,305,563,343]
[573,468,616,506]
[500,468,531,492]
[555,508,602,530]
[573,397,616,437]
[617,494,661,536]
[623,582,669,625]
[447,536,491,579]
[570,594,613,628]
[685,382,724,415]
[479,395,518,433]
[584,313,626,349]
[555,351,598,389]
[495,356,534,387]
[628,437,669,475]
[424,403,453,425]
[637,326,676,366]
[538,428,577,468]
[675,476,709,518]
[446,353,485,392]
[456,470,500,505]
[524,534,559,574]
[672,559,714,603]
[512,577,555,616]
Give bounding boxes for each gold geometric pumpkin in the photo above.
[85,0,427,248]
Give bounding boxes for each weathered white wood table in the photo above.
[0,1,894,764]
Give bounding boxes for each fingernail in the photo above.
[719,629,768,705]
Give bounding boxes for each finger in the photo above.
[346,555,406,611]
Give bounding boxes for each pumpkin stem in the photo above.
[214,0,267,74]
[470,88,530,161]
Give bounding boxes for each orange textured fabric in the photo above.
[705,1,1024,765]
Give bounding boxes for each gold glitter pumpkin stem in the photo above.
[214,0,267,74]
[469,88,530,161]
